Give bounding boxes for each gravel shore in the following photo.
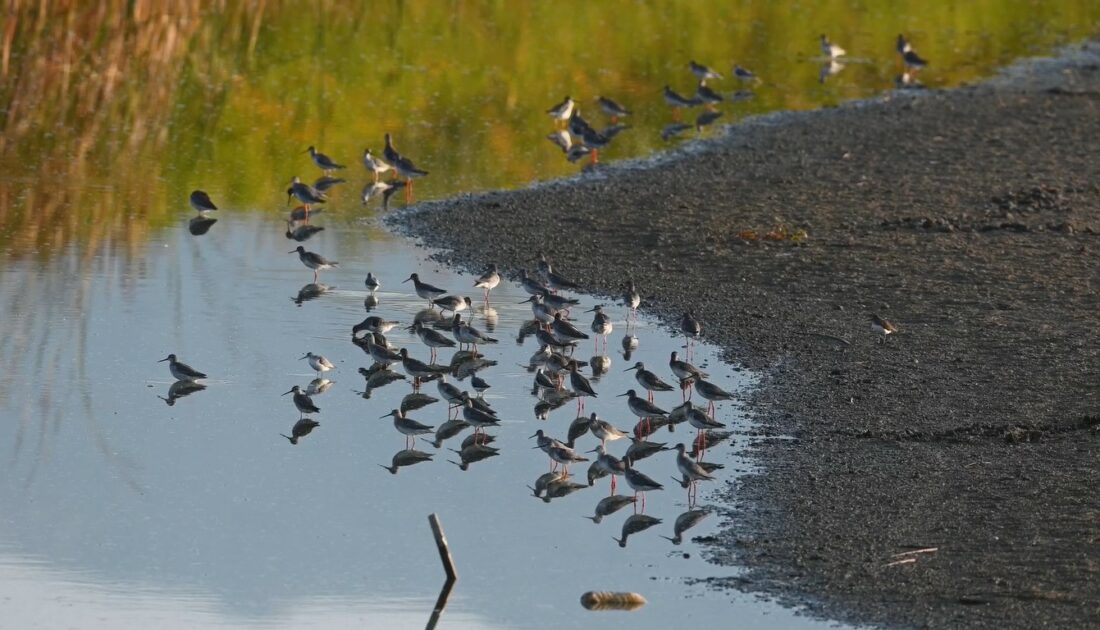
[388,42,1100,628]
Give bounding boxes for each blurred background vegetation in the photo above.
[1,0,1097,261]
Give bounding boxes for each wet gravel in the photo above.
[388,43,1100,629]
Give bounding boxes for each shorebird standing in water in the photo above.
[820,34,846,59]
[688,60,723,81]
[287,176,326,216]
[282,385,320,418]
[624,361,674,403]
[362,148,392,183]
[870,313,898,343]
[189,190,217,214]
[158,354,206,382]
[305,146,345,174]
[290,245,338,283]
[474,263,501,303]
[300,352,335,377]
[733,64,758,83]
[681,310,702,360]
[546,95,575,126]
[623,279,641,327]
[404,273,448,306]
[896,34,929,70]
[586,305,613,353]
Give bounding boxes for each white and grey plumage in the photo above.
[588,412,628,444]
[453,315,498,349]
[410,321,457,350]
[623,462,664,494]
[189,190,217,213]
[352,316,400,337]
[820,34,846,59]
[518,269,549,296]
[397,348,447,381]
[364,272,381,292]
[625,361,675,394]
[871,313,899,342]
[460,395,501,429]
[687,406,725,431]
[521,293,556,325]
[546,95,575,122]
[669,351,707,381]
[675,443,716,482]
[537,257,581,291]
[473,264,501,299]
[362,334,402,366]
[306,146,345,173]
[158,354,206,382]
[624,279,641,311]
[588,443,627,477]
[552,312,589,343]
[541,290,579,311]
[282,385,320,416]
[300,352,335,376]
[547,129,572,153]
[530,429,566,454]
[290,245,338,282]
[433,294,472,314]
[436,375,466,407]
[688,60,723,81]
[546,444,589,470]
[680,311,702,339]
[586,305,613,337]
[619,389,669,419]
[404,273,448,304]
[287,176,327,209]
[382,409,434,439]
[362,148,392,182]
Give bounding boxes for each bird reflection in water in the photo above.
[401,392,440,415]
[285,220,325,243]
[527,470,567,498]
[379,448,434,474]
[305,378,334,396]
[620,334,639,361]
[364,292,379,311]
[187,215,218,236]
[585,494,637,524]
[448,443,499,471]
[612,514,662,547]
[292,283,334,306]
[281,418,320,445]
[358,364,406,391]
[157,379,206,406]
[589,355,611,380]
[660,509,709,544]
[422,418,470,449]
[541,477,588,503]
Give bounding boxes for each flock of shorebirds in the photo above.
[159,33,909,546]
[544,33,931,162]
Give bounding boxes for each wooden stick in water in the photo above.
[428,513,458,582]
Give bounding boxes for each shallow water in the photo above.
[2,213,836,629]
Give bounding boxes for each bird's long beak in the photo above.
[402,276,412,283]
[623,366,637,372]
[281,389,294,396]
[528,432,539,439]
[584,306,598,312]
[616,392,629,397]
[298,354,308,360]
[585,447,599,453]
[157,356,170,363]
[519,296,534,304]
[288,250,298,254]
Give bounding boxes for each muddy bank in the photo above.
[388,43,1100,628]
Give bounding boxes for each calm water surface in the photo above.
[2,2,1099,627]
[4,213,821,629]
